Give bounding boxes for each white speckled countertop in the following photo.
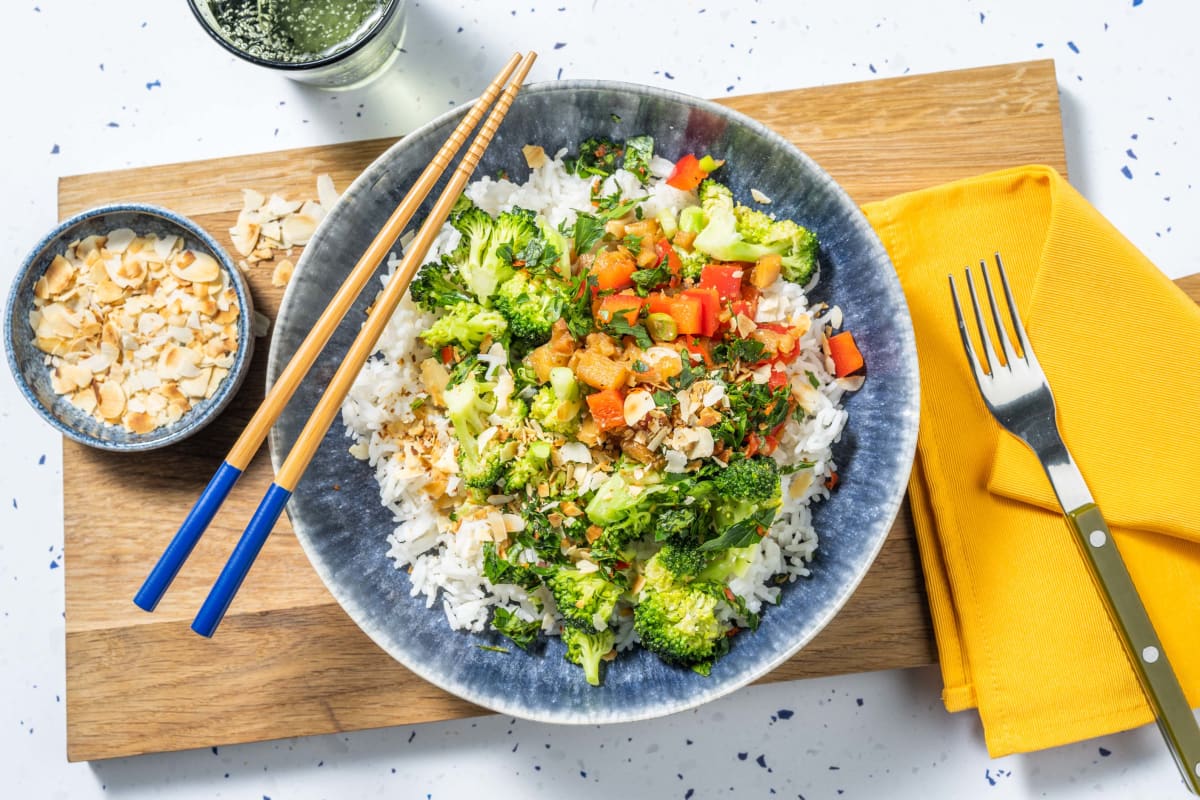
[2,2,1197,797]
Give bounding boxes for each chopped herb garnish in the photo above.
[716,337,766,364]
[622,134,654,184]
[652,389,679,409]
[671,349,702,389]
[622,233,643,255]
[630,255,672,296]
[604,317,654,349]
[806,370,821,389]
[632,359,648,373]
[410,395,426,410]
[477,644,511,654]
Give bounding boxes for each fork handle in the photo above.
[1066,502,1200,794]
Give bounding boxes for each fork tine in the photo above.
[963,268,1000,374]
[979,257,1018,366]
[992,253,1033,362]
[948,274,987,382]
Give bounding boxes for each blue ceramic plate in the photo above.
[4,204,254,452]
[269,81,919,723]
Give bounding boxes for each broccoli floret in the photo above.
[561,625,615,686]
[702,456,783,552]
[493,271,569,345]
[444,371,515,490]
[673,245,708,281]
[470,207,537,301]
[549,569,622,632]
[710,456,782,532]
[697,543,759,584]
[634,584,730,668]
[657,541,709,580]
[530,366,583,434]
[654,506,699,543]
[691,179,820,286]
[419,301,508,352]
[409,255,475,312]
[503,440,552,493]
[714,455,781,502]
[451,206,496,303]
[490,606,542,650]
[482,542,543,590]
[537,216,573,279]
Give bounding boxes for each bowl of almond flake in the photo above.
[4,204,255,451]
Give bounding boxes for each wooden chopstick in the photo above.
[190,51,539,637]
[132,53,526,614]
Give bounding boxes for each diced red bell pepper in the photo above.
[757,322,802,364]
[677,335,715,368]
[667,295,703,335]
[680,287,721,337]
[666,154,709,191]
[767,367,789,391]
[654,238,682,283]
[586,387,626,432]
[646,291,675,317]
[698,263,745,301]
[828,330,864,377]
[595,293,645,327]
[440,345,456,365]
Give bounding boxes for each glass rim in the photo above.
[186,0,401,71]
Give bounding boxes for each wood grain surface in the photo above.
[62,60,1071,762]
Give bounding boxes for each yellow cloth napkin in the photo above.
[861,165,1200,757]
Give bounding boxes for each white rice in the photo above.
[340,152,851,644]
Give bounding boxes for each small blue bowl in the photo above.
[4,204,255,451]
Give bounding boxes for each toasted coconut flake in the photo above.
[96,380,126,419]
[623,389,656,426]
[316,174,339,211]
[271,258,294,288]
[280,213,318,247]
[522,144,548,168]
[44,255,75,296]
[105,228,137,253]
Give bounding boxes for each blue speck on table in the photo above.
[1121,165,1133,179]
[1068,41,1080,53]
[554,42,566,49]
[1099,746,1112,756]
[777,709,794,719]
[49,145,59,155]
[146,79,161,90]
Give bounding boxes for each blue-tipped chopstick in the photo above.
[132,51,527,613]
[191,51,539,637]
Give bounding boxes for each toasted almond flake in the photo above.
[836,374,866,392]
[172,250,220,283]
[623,388,656,426]
[271,258,294,288]
[265,194,301,218]
[750,188,772,204]
[502,513,526,533]
[558,441,592,464]
[560,500,583,517]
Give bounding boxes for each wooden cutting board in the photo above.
[60,60,1073,762]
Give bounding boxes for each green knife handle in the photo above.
[1067,503,1200,795]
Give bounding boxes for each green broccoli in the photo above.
[493,271,568,345]
[549,568,622,632]
[691,179,820,285]
[678,204,707,234]
[656,541,709,580]
[502,440,552,493]
[634,584,730,669]
[530,366,583,434]
[674,245,708,282]
[561,625,615,686]
[409,255,475,312]
[475,207,537,300]
[701,456,783,552]
[490,606,542,650]
[443,371,515,490]
[419,301,508,352]
[450,206,496,303]
[654,506,699,543]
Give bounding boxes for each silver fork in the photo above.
[950,253,1200,795]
